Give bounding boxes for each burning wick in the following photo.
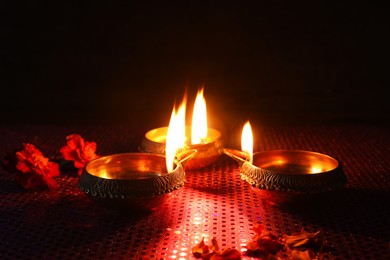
[191,88,208,145]
[165,98,187,173]
[166,88,210,172]
[141,87,222,170]
[241,121,253,164]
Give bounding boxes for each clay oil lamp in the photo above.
[140,88,222,170]
[224,121,347,203]
[78,106,197,212]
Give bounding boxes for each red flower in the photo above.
[59,134,99,175]
[15,143,60,190]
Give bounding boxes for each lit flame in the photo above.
[241,121,253,164]
[191,88,208,144]
[166,98,187,172]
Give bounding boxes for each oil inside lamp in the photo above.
[140,88,222,170]
[78,150,195,212]
[224,121,347,194]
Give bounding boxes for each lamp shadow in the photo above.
[0,179,25,195]
[0,192,172,258]
[257,186,390,239]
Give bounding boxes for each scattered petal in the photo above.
[192,237,242,260]
[245,224,284,258]
[13,143,59,190]
[253,223,266,235]
[211,237,220,253]
[284,229,320,250]
[192,237,210,258]
[210,248,242,260]
[59,134,99,175]
[290,249,316,260]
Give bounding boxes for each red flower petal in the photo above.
[210,237,220,253]
[192,237,210,258]
[284,230,320,249]
[210,249,242,260]
[253,224,265,235]
[74,161,85,169]
[192,237,243,260]
[245,223,284,258]
[59,146,74,161]
[42,173,58,190]
[290,249,315,260]
[59,134,99,172]
[15,143,59,190]
[66,134,85,150]
[47,161,60,177]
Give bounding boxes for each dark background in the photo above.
[1,1,388,130]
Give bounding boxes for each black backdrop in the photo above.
[1,2,387,128]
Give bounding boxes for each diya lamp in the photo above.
[78,109,197,212]
[224,121,347,202]
[139,88,222,170]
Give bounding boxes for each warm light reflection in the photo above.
[166,98,187,172]
[191,88,208,144]
[241,121,253,164]
[276,160,284,165]
[98,170,110,179]
[191,210,209,244]
[311,166,322,173]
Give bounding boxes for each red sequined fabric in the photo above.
[0,125,389,259]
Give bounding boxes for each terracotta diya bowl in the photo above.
[139,126,222,170]
[224,149,347,204]
[78,151,196,211]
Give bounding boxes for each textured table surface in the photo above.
[0,124,389,259]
